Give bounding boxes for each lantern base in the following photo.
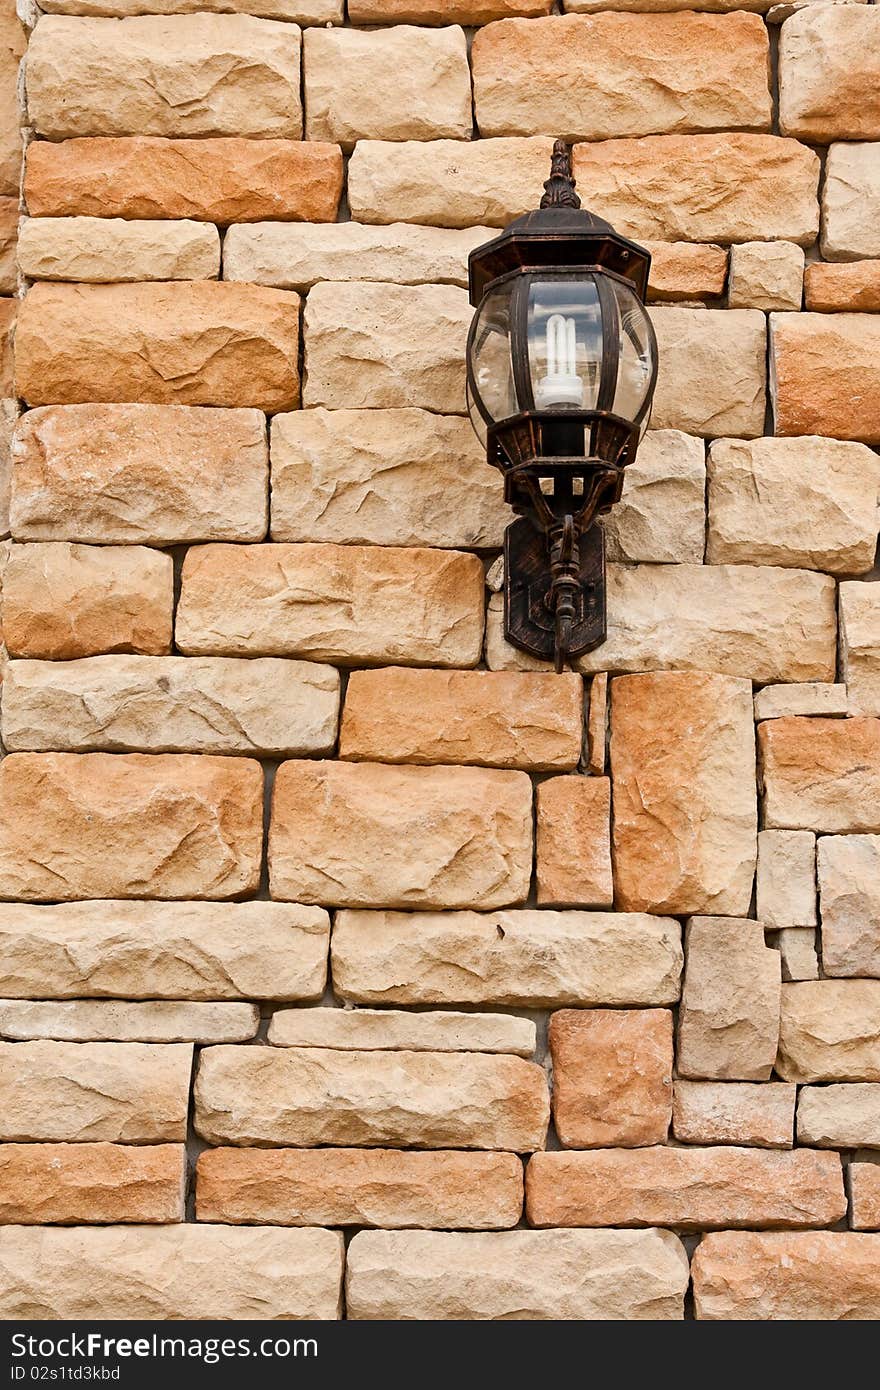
[503,517,606,666]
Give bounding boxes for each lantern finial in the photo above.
[539,139,581,211]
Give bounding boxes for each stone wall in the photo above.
[0,0,879,1323]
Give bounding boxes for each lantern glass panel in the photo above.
[526,276,602,412]
[609,278,656,436]
[467,281,518,441]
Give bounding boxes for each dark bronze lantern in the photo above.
[466,139,658,671]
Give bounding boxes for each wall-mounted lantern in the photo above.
[466,140,659,671]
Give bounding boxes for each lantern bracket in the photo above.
[504,516,606,671]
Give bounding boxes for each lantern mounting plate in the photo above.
[505,517,606,663]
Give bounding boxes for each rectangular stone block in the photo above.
[40,0,340,14]
[754,683,848,720]
[269,760,532,910]
[176,543,484,667]
[0,1143,185,1224]
[672,1081,795,1149]
[648,308,765,438]
[195,1045,549,1150]
[760,717,880,832]
[26,15,303,139]
[727,240,804,312]
[0,1000,260,1043]
[841,582,880,717]
[267,1007,536,1056]
[18,217,220,283]
[772,925,819,982]
[645,242,727,304]
[15,282,300,411]
[771,312,880,444]
[332,909,683,1008]
[821,144,880,261]
[600,429,705,564]
[756,829,816,929]
[678,917,781,1081]
[0,8,25,200]
[851,1165,880,1231]
[693,1231,880,1320]
[806,261,880,313]
[818,834,880,977]
[0,1040,192,1142]
[349,1,554,18]
[778,981,880,1082]
[0,753,263,901]
[549,1009,673,1148]
[587,672,608,775]
[779,8,880,143]
[0,1226,344,1320]
[536,777,613,908]
[797,1084,880,1149]
[0,199,17,296]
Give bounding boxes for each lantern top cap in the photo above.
[540,138,582,211]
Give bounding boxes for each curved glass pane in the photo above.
[610,279,656,432]
[467,282,518,437]
[526,277,602,412]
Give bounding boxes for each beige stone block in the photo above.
[851,1164,880,1230]
[564,0,779,9]
[587,672,608,775]
[779,8,880,142]
[549,1009,673,1148]
[805,261,880,313]
[2,542,172,659]
[269,760,532,910]
[15,281,301,412]
[600,429,705,564]
[270,407,506,548]
[0,300,14,398]
[0,1143,185,1224]
[771,311,880,444]
[267,1007,536,1057]
[678,917,781,1081]
[0,399,19,539]
[727,241,804,311]
[672,1080,795,1149]
[536,777,613,908]
[797,1084,880,1149]
[760,717,880,832]
[0,1000,260,1044]
[0,1226,344,1320]
[303,281,469,412]
[841,583,880,717]
[0,900,330,1001]
[10,404,269,545]
[0,1040,192,1142]
[26,15,303,139]
[346,1228,689,1320]
[611,672,757,916]
[177,543,484,667]
[818,833,880,977]
[19,217,220,283]
[41,0,340,15]
[195,1045,549,1151]
[771,926,819,982]
[754,683,848,720]
[340,669,582,772]
[648,308,765,438]
[197,1147,523,1230]
[0,753,263,902]
[349,1,554,19]
[821,144,880,261]
[645,242,727,304]
[332,909,683,1008]
[0,199,18,296]
[0,8,24,200]
[756,829,816,928]
[693,1231,880,1320]
[778,980,880,1081]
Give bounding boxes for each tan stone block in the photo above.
[693,1230,880,1319]
[15,282,301,411]
[611,672,757,916]
[26,15,303,139]
[564,0,777,9]
[778,980,880,1081]
[0,399,19,539]
[645,242,727,304]
[2,542,172,659]
[727,240,803,311]
[678,917,781,1081]
[473,13,770,141]
[0,300,16,397]
[798,1084,880,1149]
[1,656,340,757]
[269,408,507,548]
[0,1143,185,1224]
[332,909,683,1008]
[779,8,880,142]
[549,1009,673,1148]
[818,833,880,977]
[841,583,880,717]
[0,1040,192,1142]
[340,669,582,772]
[536,777,612,908]
[25,136,343,223]
[347,1227,688,1319]
[195,1045,549,1151]
[0,900,330,1001]
[648,308,765,437]
[760,717,880,832]
[349,1,553,18]
[303,281,468,412]
[805,261,880,313]
[11,403,268,545]
[600,429,705,564]
[269,760,531,910]
[19,217,220,283]
[756,830,816,928]
[587,672,608,775]
[821,144,880,261]
[672,1080,795,1149]
[267,1007,536,1056]
[754,683,848,719]
[0,1000,260,1043]
[771,312,880,444]
[0,753,263,902]
[0,198,18,295]
[771,926,819,982]
[0,7,25,199]
[0,1226,344,1320]
[851,1164,880,1230]
[526,1147,844,1230]
[177,543,484,667]
[41,0,340,15]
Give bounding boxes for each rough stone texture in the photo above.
[770,312,880,445]
[692,1231,880,1320]
[806,261,880,313]
[304,25,471,147]
[756,829,817,928]
[41,0,341,14]
[611,672,757,916]
[19,217,220,283]
[851,1164,880,1231]
[841,583,880,717]
[821,144,880,261]
[197,1150,523,1230]
[548,1009,673,1148]
[587,672,608,775]
[797,1085,880,1149]
[176,543,484,667]
[678,917,781,1081]
[0,900,330,1001]
[15,282,301,412]
[1,656,340,756]
[0,1000,260,1044]
[673,1081,796,1149]
[754,683,848,720]
[535,777,613,908]
[0,398,19,537]
[645,242,727,304]
[526,1147,845,1230]
[0,198,19,294]
[340,669,583,771]
[760,717,880,832]
[777,981,880,1082]
[332,909,683,1008]
[0,1143,185,1224]
[0,7,24,199]
[349,1,553,18]
[727,241,804,311]
[10,404,269,544]
[0,753,263,902]
[303,282,469,412]
[25,137,343,223]
[0,299,14,397]
[346,1228,689,1320]
[648,308,766,438]
[26,15,303,139]
[267,1007,536,1056]
[817,834,880,978]
[779,8,880,143]
[772,926,819,982]
[0,1040,192,1142]
[269,407,507,548]
[194,1045,549,1151]
[2,542,172,660]
[0,1226,344,1320]
[600,429,706,564]
[269,760,532,910]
